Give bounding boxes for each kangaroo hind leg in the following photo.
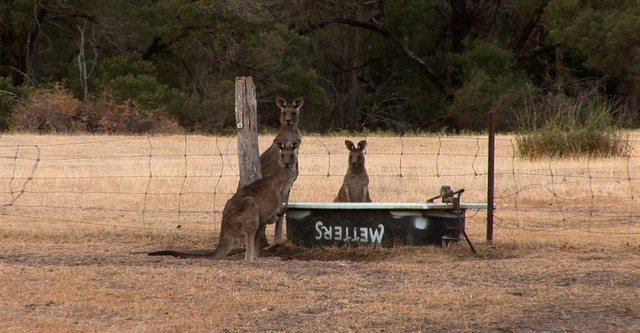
[240,199,260,261]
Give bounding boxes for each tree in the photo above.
[2,0,638,133]
[545,0,640,125]
[288,0,549,131]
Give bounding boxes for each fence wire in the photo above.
[1,133,639,236]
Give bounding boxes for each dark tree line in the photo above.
[1,0,639,133]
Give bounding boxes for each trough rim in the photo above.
[286,202,492,210]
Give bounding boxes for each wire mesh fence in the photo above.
[1,133,639,237]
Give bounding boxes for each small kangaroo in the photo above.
[257,96,304,245]
[148,139,300,261]
[334,140,372,202]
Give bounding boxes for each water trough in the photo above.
[285,201,491,248]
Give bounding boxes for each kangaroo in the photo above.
[148,139,300,261]
[334,140,372,202]
[257,96,304,245]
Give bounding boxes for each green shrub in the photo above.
[446,41,532,132]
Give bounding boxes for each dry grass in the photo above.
[1,133,640,332]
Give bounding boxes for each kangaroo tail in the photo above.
[147,232,238,259]
[147,249,216,258]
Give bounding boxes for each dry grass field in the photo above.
[1,133,639,333]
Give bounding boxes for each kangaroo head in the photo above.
[345,140,367,170]
[275,96,304,126]
[275,139,300,168]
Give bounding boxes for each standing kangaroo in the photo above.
[257,96,304,245]
[148,139,300,261]
[334,140,372,202]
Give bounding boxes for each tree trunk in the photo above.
[449,0,468,53]
[14,0,48,85]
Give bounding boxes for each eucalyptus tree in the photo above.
[285,0,550,131]
[3,0,638,132]
[545,0,640,125]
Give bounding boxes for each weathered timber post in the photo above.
[235,76,261,189]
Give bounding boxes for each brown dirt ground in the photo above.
[1,223,639,333]
[1,133,639,332]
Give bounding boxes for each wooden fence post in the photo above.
[235,76,261,189]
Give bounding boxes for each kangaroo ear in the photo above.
[357,140,367,150]
[345,140,355,150]
[276,96,287,109]
[293,97,304,109]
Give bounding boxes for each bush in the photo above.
[516,92,629,159]
[74,99,184,134]
[516,130,628,159]
[12,86,183,134]
[12,85,81,133]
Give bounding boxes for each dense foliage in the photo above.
[1,0,639,133]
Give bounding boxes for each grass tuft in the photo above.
[517,129,629,159]
[516,92,630,159]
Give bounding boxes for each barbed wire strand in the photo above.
[624,147,636,232]
[141,136,153,223]
[435,136,441,178]
[3,144,40,209]
[509,139,521,228]
[548,158,568,229]
[1,135,639,235]
[399,135,404,178]
[587,156,595,231]
[315,135,331,177]
[177,134,189,225]
[211,134,225,226]
[471,138,479,177]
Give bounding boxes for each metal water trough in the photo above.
[285,201,490,248]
